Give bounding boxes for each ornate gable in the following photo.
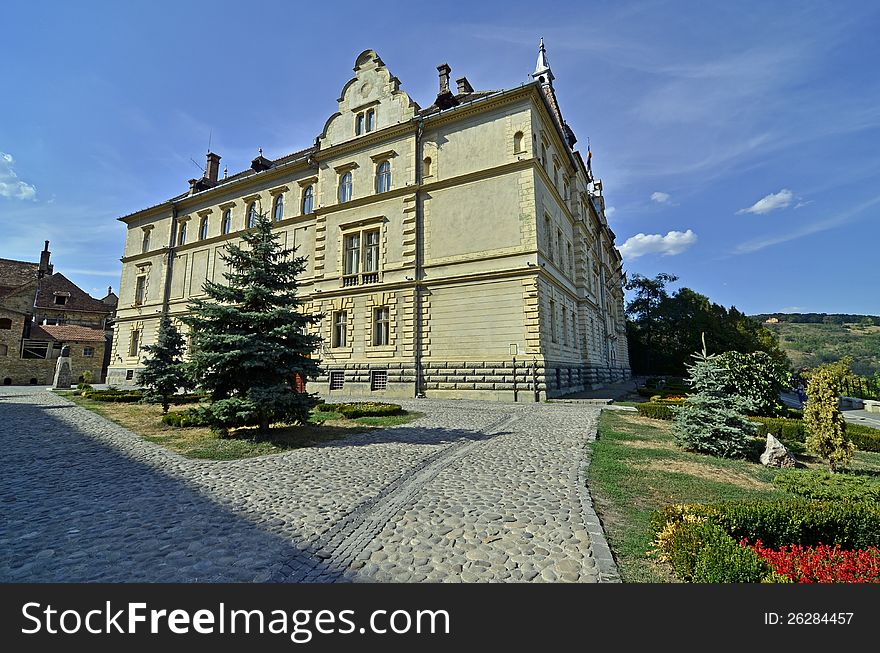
[318,49,418,149]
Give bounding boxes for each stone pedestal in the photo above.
[52,346,72,389]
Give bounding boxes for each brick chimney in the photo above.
[205,152,221,183]
[456,76,473,94]
[437,63,451,94]
[38,240,52,278]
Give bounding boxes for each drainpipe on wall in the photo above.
[413,120,425,398]
[161,203,178,318]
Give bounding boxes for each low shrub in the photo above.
[84,389,144,403]
[636,402,676,421]
[848,424,880,453]
[750,541,880,583]
[773,470,880,502]
[321,402,404,418]
[76,383,94,395]
[652,511,770,583]
[749,417,806,443]
[162,409,210,428]
[655,500,880,550]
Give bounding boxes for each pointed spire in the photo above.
[533,37,554,86]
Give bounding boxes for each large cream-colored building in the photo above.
[109,44,630,400]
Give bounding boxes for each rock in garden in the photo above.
[760,434,797,468]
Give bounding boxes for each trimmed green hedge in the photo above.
[848,424,880,452]
[162,409,210,428]
[636,402,676,421]
[318,402,404,418]
[748,416,880,452]
[773,470,880,502]
[83,389,143,403]
[653,500,880,550]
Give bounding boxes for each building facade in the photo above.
[109,44,630,400]
[0,242,116,385]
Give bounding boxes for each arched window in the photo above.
[366,109,375,132]
[272,194,284,222]
[375,161,391,193]
[423,157,432,178]
[177,221,187,246]
[0,318,11,330]
[198,216,209,240]
[513,131,524,153]
[338,172,352,203]
[222,209,231,234]
[301,185,314,214]
[247,202,258,228]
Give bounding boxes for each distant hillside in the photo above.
[750,314,880,376]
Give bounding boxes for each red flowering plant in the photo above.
[745,539,880,583]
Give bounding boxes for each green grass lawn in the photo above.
[59,392,423,461]
[589,410,880,582]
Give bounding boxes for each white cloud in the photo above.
[619,229,697,259]
[0,152,37,200]
[794,200,812,209]
[737,189,793,215]
[650,191,671,204]
[605,206,616,217]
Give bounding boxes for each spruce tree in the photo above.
[804,366,853,472]
[183,211,322,436]
[673,336,757,458]
[137,314,190,414]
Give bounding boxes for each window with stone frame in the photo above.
[549,299,557,343]
[556,229,563,267]
[355,112,365,135]
[375,160,391,193]
[177,221,187,246]
[247,202,258,228]
[272,194,284,222]
[83,346,95,358]
[198,216,209,240]
[338,172,353,203]
[134,276,146,306]
[301,185,314,214]
[562,309,568,346]
[222,209,232,235]
[370,369,387,391]
[141,228,151,253]
[342,228,380,286]
[513,131,524,154]
[332,311,348,348]
[0,344,7,356]
[0,318,11,330]
[545,216,554,262]
[373,306,390,346]
[366,108,375,132]
[329,370,345,390]
[129,329,140,357]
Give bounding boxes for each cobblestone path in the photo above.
[0,387,614,583]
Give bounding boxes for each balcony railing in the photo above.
[342,272,380,287]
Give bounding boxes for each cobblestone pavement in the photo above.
[0,386,613,583]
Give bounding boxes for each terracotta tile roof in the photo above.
[29,324,107,342]
[0,258,38,296]
[34,273,111,314]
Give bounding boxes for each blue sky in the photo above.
[2,0,878,314]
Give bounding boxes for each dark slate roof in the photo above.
[30,324,107,342]
[34,273,112,314]
[0,258,39,297]
[418,90,502,116]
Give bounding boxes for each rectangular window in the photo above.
[370,370,387,391]
[549,300,557,343]
[83,346,95,358]
[342,228,381,286]
[126,369,134,381]
[329,370,345,390]
[562,310,568,346]
[134,276,146,306]
[141,229,151,253]
[556,229,562,266]
[373,306,390,346]
[332,311,348,348]
[343,234,360,277]
[22,341,50,359]
[54,295,67,305]
[567,243,574,277]
[129,329,140,357]
[546,217,554,262]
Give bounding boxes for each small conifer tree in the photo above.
[673,335,756,458]
[183,211,322,436]
[804,366,853,472]
[137,314,190,414]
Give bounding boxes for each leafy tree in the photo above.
[804,366,854,472]
[716,351,791,417]
[183,211,323,436]
[137,314,190,414]
[625,272,678,374]
[673,337,757,458]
